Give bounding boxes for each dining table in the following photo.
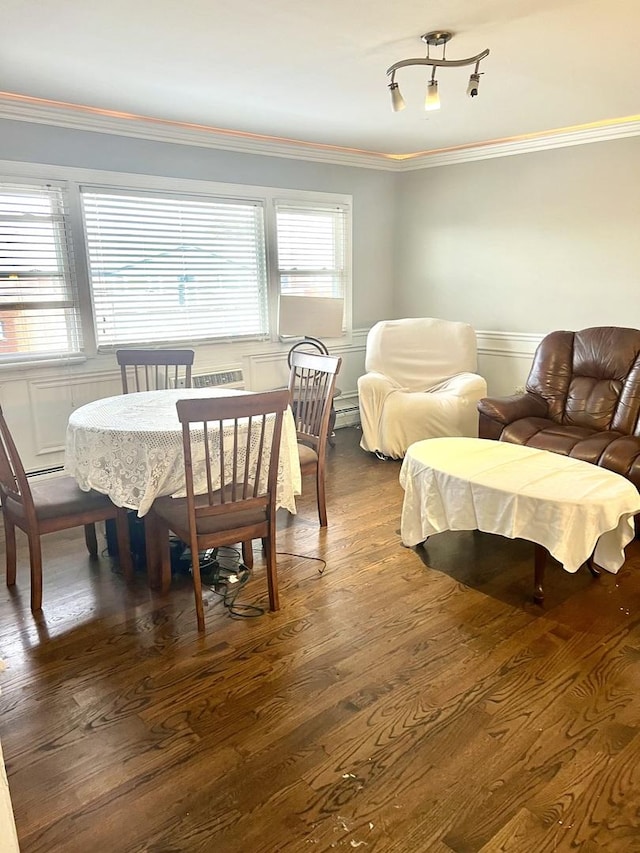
[64,387,302,587]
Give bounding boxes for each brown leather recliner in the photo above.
[477,326,640,491]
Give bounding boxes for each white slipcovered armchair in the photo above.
[357,317,487,459]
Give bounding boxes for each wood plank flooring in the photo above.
[1,426,640,852]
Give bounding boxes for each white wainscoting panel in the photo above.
[476,330,543,397]
[26,370,122,470]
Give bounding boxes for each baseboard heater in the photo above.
[171,367,244,390]
[334,398,360,428]
[26,465,65,478]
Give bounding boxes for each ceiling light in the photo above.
[425,80,440,111]
[425,69,440,112]
[388,76,406,112]
[387,31,489,112]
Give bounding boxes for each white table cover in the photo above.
[400,437,640,573]
[65,388,301,517]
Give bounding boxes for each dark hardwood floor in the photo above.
[2,426,640,852]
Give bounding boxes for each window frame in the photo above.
[274,197,349,309]
[0,159,352,364]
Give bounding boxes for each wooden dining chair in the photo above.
[288,350,342,527]
[116,349,195,393]
[149,389,290,632]
[0,406,133,612]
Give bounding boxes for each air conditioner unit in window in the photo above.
[170,367,245,390]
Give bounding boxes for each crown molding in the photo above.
[1,94,639,173]
[392,118,640,170]
[0,95,396,171]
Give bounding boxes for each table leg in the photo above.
[586,556,602,578]
[144,514,162,591]
[534,544,546,605]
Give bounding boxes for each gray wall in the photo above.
[6,117,638,340]
[0,118,398,331]
[395,136,640,334]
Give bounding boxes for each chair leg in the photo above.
[264,528,280,612]
[328,404,337,447]
[534,544,546,605]
[114,509,134,583]
[84,523,98,557]
[4,516,17,586]
[27,531,44,611]
[315,463,328,528]
[190,534,205,633]
[242,540,254,569]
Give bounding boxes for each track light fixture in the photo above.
[387,31,489,113]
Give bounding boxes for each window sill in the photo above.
[0,354,88,373]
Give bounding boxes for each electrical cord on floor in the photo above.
[276,551,327,575]
[204,548,327,618]
[103,537,327,612]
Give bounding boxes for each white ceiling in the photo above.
[3,0,640,157]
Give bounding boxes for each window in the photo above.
[275,201,348,303]
[0,165,351,362]
[0,180,82,360]
[81,189,268,348]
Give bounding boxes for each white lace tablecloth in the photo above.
[65,388,301,517]
[400,437,640,573]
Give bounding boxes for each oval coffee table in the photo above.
[399,437,640,603]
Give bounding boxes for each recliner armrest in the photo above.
[478,393,548,424]
[478,393,548,440]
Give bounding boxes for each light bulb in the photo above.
[424,79,440,111]
[389,81,406,112]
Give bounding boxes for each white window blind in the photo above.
[0,181,82,360]
[275,201,349,301]
[81,189,268,348]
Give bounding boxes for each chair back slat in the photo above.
[176,390,290,528]
[204,421,214,500]
[242,417,252,500]
[216,417,225,500]
[252,414,267,499]
[116,349,195,393]
[288,351,341,452]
